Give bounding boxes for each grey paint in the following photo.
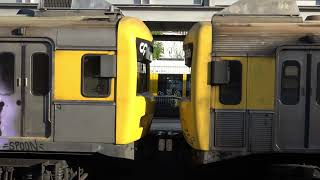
[216,0,300,16]
[57,27,116,49]
[249,111,273,152]
[276,50,306,150]
[23,42,51,137]
[0,137,134,159]
[308,50,320,149]
[213,110,246,149]
[0,43,22,137]
[100,55,116,78]
[54,102,115,143]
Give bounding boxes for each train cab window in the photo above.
[137,62,149,93]
[0,53,14,95]
[281,61,300,105]
[219,61,242,105]
[32,53,50,96]
[317,63,320,105]
[186,74,191,97]
[82,55,110,97]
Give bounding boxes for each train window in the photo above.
[219,61,242,105]
[186,74,191,97]
[317,63,320,105]
[0,53,14,95]
[82,55,110,97]
[281,61,300,105]
[137,62,149,93]
[32,53,50,96]
[158,74,183,97]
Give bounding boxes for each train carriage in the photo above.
[0,0,154,178]
[181,0,320,164]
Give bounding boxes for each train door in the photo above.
[276,48,320,151]
[0,42,51,138]
[23,43,51,138]
[0,43,22,137]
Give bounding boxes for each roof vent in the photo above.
[38,0,113,10]
[39,0,72,8]
[71,0,111,9]
[217,0,300,16]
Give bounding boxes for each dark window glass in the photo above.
[157,74,183,97]
[281,61,300,105]
[317,63,320,105]
[0,53,14,95]
[219,61,242,105]
[32,53,50,96]
[137,62,149,93]
[186,74,191,97]
[82,55,110,97]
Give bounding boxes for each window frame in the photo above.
[219,60,242,105]
[280,60,301,105]
[137,61,150,94]
[81,54,111,98]
[0,52,15,96]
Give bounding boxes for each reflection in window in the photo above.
[158,74,183,97]
[317,63,320,105]
[82,55,110,97]
[137,62,149,93]
[0,53,14,95]
[220,61,242,105]
[281,61,300,105]
[32,53,50,96]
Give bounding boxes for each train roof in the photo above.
[0,15,119,28]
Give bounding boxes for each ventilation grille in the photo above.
[249,112,273,152]
[43,0,72,8]
[214,111,245,148]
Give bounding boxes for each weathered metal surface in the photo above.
[212,23,320,56]
[217,0,300,16]
[54,102,115,143]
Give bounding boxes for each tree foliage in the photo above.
[153,41,164,60]
[152,31,164,60]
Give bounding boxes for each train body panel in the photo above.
[180,22,212,151]
[0,11,154,160]
[116,17,154,144]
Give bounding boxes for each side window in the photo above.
[219,61,242,105]
[137,62,149,93]
[186,74,191,97]
[317,63,320,105]
[82,55,110,97]
[0,53,14,95]
[32,53,50,96]
[281,61,300,105]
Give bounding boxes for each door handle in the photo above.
[16,78,21,87]
[24,78,27,87]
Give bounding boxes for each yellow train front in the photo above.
[0,7,154,161]
[180,0,320,164]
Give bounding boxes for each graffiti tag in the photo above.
[2,140,44,151]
